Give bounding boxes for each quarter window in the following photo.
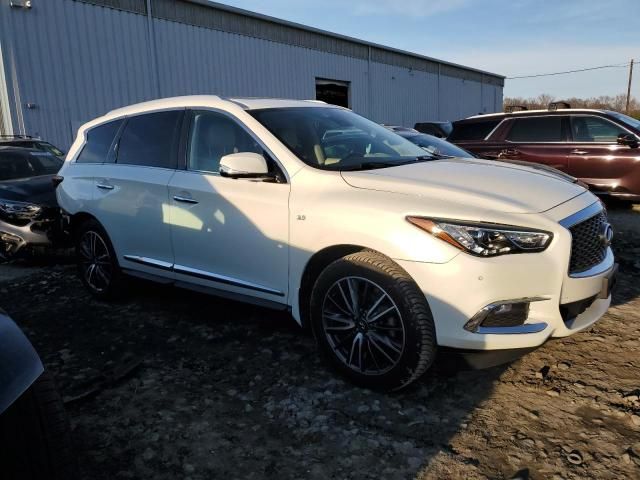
[188,110,262,174]
[76,119,123,163]
[570,116,627,143]
[116,111,183,169]
[507,117,564,142]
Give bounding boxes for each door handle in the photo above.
[571,149,589,155]
[96,183,114,190]
[498,148,519,158]
[173,195,198,204]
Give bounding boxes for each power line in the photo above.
[507,61,632,79]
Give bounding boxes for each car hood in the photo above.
[340,158,586,214]
[0,175,58,206]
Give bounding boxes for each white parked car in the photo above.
[56,96,616,391]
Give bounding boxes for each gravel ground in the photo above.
[1,206,639,480]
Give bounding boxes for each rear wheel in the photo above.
[0,372,77,480]
[75,219,124,299]
[310,251,437,391]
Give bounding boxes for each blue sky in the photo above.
[219,0,640,100]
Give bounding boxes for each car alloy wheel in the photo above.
[78,230,112,293]
[321,276,406,375]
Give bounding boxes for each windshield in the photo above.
[0,150,63,181]
[608,111,640,131]
[249,107,432,170]
[403,133,474,158]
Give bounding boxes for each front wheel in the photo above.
[310,251,437,391]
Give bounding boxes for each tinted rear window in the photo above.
[0,151,62,181]
[506,116,564,142]
[449,120,501,141]
[76,119,123,163]
[116,111,183,169]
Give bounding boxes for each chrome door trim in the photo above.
[173,264,285,297]
[123,255,173,271]
[122,255,284,297]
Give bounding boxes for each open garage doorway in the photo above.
[315,78,350,108]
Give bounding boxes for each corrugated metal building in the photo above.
[0,0,504,149]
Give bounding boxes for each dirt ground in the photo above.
[1,206,639,480]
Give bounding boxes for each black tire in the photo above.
[0,371,77,480]
[310,251,437,391]
[75,219,125,300]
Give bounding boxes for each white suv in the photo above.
[57,96,616,391]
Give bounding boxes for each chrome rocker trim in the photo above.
[123,254,284,297]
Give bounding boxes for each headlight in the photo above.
[407,217,552,257]
[0,200,43,220]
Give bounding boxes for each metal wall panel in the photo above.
[153,18,370,111]
[2,0,156,148]
[0,0,503,148]
[152,0,369,60]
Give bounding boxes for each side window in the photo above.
[448,120,501,141]
[76,119,123,163]
[570,116,627,143]
[188,110,262,174]
[506,117,564,142]
[117,111,183,168]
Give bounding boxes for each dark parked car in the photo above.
[0,135,65,159]
[413,121,452,138]
[386,125,587,187]
[385,126,475,158]
[0,147,64,258]
[449,105,640,203]
[0,307,76,479]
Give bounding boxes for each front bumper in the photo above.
[0,211,61,256]
[396,201,615,352]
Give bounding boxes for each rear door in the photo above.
[94,109,184,276]
[500,115,570,171]
[448,119,504,158]
[566,115,637,191]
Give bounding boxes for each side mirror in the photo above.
[617,133,639,148]
[219,152,270,179]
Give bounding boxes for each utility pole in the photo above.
[626,59,634,114]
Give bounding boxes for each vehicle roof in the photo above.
[461,108,616,122]
[0,137,43,143]
[0,146,43,153]
[105,95,334,118]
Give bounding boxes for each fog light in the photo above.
[465,297,549,333]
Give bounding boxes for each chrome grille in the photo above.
[568,211,608,274]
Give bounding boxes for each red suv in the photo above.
[449,107,640,204]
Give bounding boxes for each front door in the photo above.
[566,115,638,192]
[167,110,290,302]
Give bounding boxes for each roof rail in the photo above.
[548,101,571,110]
[0,134,34,139]
[504,105,528,113]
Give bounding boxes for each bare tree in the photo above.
[504,93,639,118]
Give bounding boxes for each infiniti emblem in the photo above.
[599,222,614,247]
